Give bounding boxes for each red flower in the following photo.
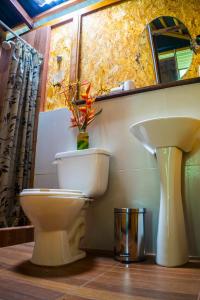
[61,81,102,131]
[79,106,87,114]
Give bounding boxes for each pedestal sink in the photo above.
[130,117,200,267]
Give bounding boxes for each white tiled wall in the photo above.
[34,83,200,255]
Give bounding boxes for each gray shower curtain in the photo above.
[0,40,43,227]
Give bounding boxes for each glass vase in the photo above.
[77,131,89,150]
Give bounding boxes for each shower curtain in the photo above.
[0,40,43,227]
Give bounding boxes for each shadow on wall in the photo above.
[145,210,153,254]
[183,139,200,256]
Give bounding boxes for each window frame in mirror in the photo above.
[146,16,194,84]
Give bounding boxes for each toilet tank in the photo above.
[54,148,111,198]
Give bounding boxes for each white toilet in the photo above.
[20,148,111,266]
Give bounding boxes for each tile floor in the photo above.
[0,243,199,300]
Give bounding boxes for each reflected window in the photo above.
[148,16,193,84]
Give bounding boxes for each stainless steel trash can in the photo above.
[114,208,146,262]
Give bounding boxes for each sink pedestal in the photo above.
[156,147,188,267]
[130,117,200,267]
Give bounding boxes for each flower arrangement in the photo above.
[61,81,102,150]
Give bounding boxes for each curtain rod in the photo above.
[0,19,31,48]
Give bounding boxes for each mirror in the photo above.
[147,16,194,84]
[196,35,200,45]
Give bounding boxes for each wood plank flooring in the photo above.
[0,243,199,300]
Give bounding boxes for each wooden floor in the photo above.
[0,243,199,300]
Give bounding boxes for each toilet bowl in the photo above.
[20,148,111,266]
[20,189,88,266]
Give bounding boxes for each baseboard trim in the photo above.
[82,248,114,257]
[82,249,200,260]
[1,229,200,261]
[0,225,34,247]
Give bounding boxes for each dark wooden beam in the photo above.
[0,46,12,112]
[69,15,81,85]
[152,25,186,36]
[93,77,200,102]
[173,17,182,34]
[8,0,33,29]
[161,32,191,41]
[147,25,161,84]
[35,0,122,30]
[33,0,85,23]
[159,17,167,28]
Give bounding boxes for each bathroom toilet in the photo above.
[20,148,111,266]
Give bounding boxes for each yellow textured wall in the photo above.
[80,0,200,93]
[46,22,72,111]
[46,0,200,110]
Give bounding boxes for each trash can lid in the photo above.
[114,208,146,213]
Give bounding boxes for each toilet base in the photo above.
[31,229,86,266]
[31,249,86,267]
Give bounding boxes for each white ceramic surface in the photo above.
[54,148,111,198]
[130,117,200,154]
[20,189,87,266]
[21,149,111,266]
[156,147,188,267]
[130,116,200,267]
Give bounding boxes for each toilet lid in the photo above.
[20,189,85,198]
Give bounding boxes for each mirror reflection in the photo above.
[147,16,193,84]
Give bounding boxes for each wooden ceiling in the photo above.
[150,16,191,53]
[0,0,84,29]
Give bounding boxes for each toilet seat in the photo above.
[20,188,85,198]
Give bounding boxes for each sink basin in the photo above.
[130,117,200,154]
[129,116,200,267]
